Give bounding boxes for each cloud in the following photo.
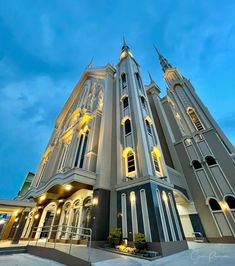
[0,75,73,197]
[0,0,235,197]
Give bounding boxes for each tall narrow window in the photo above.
[140,96,146,109]
[58,143,69,171]
[208,198,232,236]
[146,120,152,135]
[123,97,129,109]
[124,119,131,135]
[135,73,142,90]
[152,152,160,173]
[79,131,89,168]
[74,135,84,167]
[121,73,127,89]
[127,151,135,173]
[187,107,204,131]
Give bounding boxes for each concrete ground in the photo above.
[0,241,234,266]
[92,242,235,266]
[0,253,64,266]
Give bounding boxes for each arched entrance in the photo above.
[36,202,57,239]
[173,191,196,240]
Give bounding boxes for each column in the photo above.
[11,210,29,244]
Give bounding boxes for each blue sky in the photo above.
[0,0,234,198]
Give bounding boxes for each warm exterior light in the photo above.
[220,201,229,211]
[162,191,168,203]
[64,184,72,191]
[14,210,19,215]
[14,217,19,222]
[57,208,61,215]
[92,197,98,206]
[58,199,64,203]
[0,220,5,225]
[34,214,39,219]
[40,195,46,201]
[130,192,136,202]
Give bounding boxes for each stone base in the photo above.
[207,236,235,243]
[148,240,188,256]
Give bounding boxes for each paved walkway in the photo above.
[0,253,64,266]
[1,241,234,266]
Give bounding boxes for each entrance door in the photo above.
[40,211,54,238]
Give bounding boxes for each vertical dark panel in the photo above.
[90,189,110,241]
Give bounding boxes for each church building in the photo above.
[1,40,235,256]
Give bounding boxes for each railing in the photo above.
[28,224,92,262]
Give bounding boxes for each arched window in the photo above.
[124,119,131,135]
[187,107,204,131]
[192,160,202,170]
[123,97,129,109]
[208,198,233,236]
[127,151,135,174]
[145,120,152,135]
[71,199,81,235]
[209,198,221,211]
[140,96,146,109]
[205,156,217,166]
[121,73,127,89]
[225,196,235,210]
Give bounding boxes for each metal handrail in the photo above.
[27,224,92,262]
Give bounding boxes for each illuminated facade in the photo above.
[4,41,235,254]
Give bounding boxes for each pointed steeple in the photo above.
[154,45,173,72]
[120,36,134,60]
[148,71,154,84]
[121,35,130,51]
[87,56,94,68]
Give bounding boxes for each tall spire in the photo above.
[121,35,129,51]
[87,56,94,68]
[148,71,154,84]
[153,44,173,72]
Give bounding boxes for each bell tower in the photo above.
[113,40,187,254]
[151,48,235,242]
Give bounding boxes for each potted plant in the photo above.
[108,228,122,247]
[134,232,147,251]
